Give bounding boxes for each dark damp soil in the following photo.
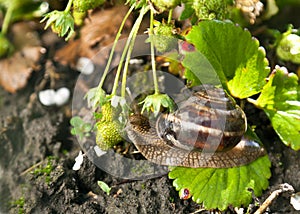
[1,5,300,214]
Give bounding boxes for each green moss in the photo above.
[11,196,25,214]
[32,156,56,184]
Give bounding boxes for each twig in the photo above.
[20,161,43,176]
[254,183,295,214]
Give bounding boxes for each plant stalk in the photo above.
[167,9,173,24]
[97,4,135,90]
[150,9,160,95]
[120,5,149,97]
[1,4,14,35]
[64,0,74,12]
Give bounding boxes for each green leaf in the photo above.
[184,20,270,98]
[41,10,75,41]
[82,123,92,132]
[168,155,271,210]
[70,116,92,140]
[179,2,195,20]
[140,93,175,117]
[0,0,33,10]
[70,116,83,126]
[249,66,300,150]
[182,51,223,86]
[126,0,147,9]
[84,87,107,109]
[10,1,45,21]
[97,181,111,195]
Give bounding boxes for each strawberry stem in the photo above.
[98,5,135,90]
[167,9,173,24]
[150,9,160,95]
[120,5,149,97]
[64,0,74,13]
[1,4,14,35]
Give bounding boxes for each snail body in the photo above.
[127,85,266,168]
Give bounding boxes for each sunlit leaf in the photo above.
[169,155,271,210]
[97,181,111,195]
[184,20,270,98]
[249,66,300,150]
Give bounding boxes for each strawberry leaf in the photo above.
[168,155,271,210]
[249,66,300,150]
[184,20,270,98]
[140,93,175,117]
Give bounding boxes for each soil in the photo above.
[1,3,300,214]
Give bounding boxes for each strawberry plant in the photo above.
[41,0,300,212]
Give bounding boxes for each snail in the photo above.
[126,85,266,168]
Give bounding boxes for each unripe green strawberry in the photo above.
[277,33,300,64]
[151,0,181,12]
[73,10,86,26]
[73,0,105,12]
[96,121,122,150]
[154,22,174,36]
[192,0,227,20]
[152,21,177,53]
[100,102,118,122]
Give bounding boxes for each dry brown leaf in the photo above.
[11,22,42,49]
[0,22,45,93]
[0,46,45,93]
[55,6,132,66]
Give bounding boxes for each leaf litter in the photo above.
[0,22,45,93]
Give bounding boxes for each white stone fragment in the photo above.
[76,57,95,75]
[72,151,84,171]
[94,146,107,157]
[291,192,300,211]
[129,58,144,64]
[54,87,70,106]
[38,89,56,106]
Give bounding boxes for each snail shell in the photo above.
[127,85,266,168]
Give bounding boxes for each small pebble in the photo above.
[129,58,144,65]
[72,151,84,171]
[54,87,70,106]
[290,192,300,211]
[94,146,107,157]
[76,57,95,75]
[38,89,56,106]
[39,87,70,106]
